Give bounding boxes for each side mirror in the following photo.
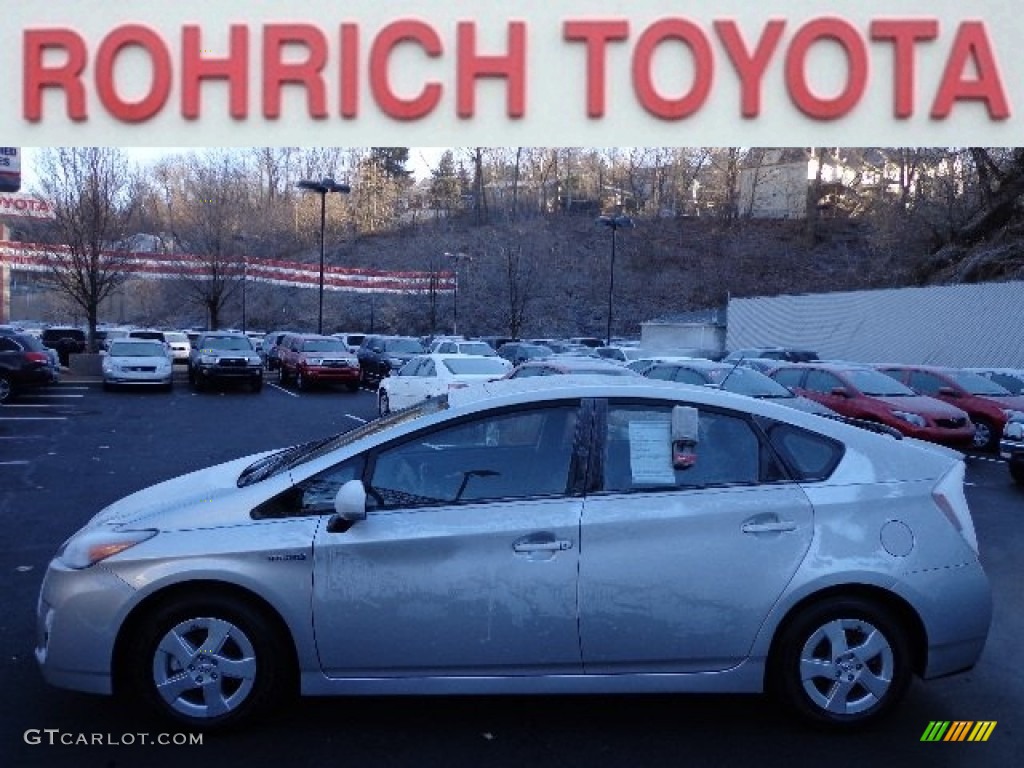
[830,386,850,398]
[327,479,367,533]
[937,386,960,398]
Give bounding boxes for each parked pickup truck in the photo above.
[1000,420,1024,485]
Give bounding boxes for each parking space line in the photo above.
[344,414,368,423]
[0,461,31,466]
[0,417,68,421]
[23,394,84,399]
[267,383,299,398]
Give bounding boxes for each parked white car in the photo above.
[378,353,510,414]
[35,377,990,731]
[101,338,173,390]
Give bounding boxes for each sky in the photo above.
[17,146,445,192]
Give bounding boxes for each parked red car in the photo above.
[876,364,1024,451]
[277,333,361,391]
[771,363,975,448]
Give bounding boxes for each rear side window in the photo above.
[762,421,844,482]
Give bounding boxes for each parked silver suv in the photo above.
[188,331,263,392]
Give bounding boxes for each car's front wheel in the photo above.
[122,595,291,730]
[971,417,997,452]
[0,373,13,404]
[1011,461,1024,485]
[770,597,911,728]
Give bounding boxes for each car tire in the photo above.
[296,372,308,391]
[251,378,263,394]
[279,367,290,387]
[346,382,360,392]
[0,373,15,404]
[122,594,292,730]
[1011,461,1024,485]
[971,417,998,452]
[379,390,391,416]
[770,597,911,728]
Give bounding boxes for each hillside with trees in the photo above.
[13,146,1024,342]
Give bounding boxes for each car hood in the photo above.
[872,394,967,417]
[108,355,169,366]
[85,450,279,530]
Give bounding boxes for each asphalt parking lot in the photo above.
[1,373,1022,768]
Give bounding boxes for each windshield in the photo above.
[442,357,509,375]
[946,370,1012,396]
[200,336,254,351]
[385,338,425,353]
[237,397,449,487]
[164,332,188,343]
[109,341,167,357]
[458,342,496,356]
[845,369,916,396]
[303,339,347,353]
[710,366,793,397]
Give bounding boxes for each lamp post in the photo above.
[597,214,634,346]
[445,251,470,336]
[297,178,351,334]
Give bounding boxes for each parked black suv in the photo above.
[356,335,425,388]
[41,326,87,366]
[188,332,264,392]
[1,332,58,404]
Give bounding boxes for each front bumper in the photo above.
[301,364,361,383]
[195,363,263,382]
[35,560,137,695]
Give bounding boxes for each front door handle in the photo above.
[513,539,573,553]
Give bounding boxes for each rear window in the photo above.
[442,357,510,375]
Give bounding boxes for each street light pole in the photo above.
[297,178,351,334]
[445,251,469,336]
[597,214,634,346]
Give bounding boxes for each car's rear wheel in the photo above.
[379,390,390,416]
[1,373,15,404]
[770,597,911,728]
[123,595,290,730]
[971,417,997,452]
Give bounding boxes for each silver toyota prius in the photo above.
[35,377,992,730]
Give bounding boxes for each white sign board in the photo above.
[0,148,20,193]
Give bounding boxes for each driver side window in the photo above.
[368,405,580,509]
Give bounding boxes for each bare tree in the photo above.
[154,151,253,330]
[33,148,139,349]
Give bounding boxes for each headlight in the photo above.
[891,410,927,427]
[387,357,404,366]
[247,356,262,366]
[200,354,219,364]
[307,357,323,366]
[57,528,158,569]
[1001,409,1024,422]
[102,361,117,373]
[1005,421,1024,440]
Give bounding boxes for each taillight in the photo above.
[25,352,49,364]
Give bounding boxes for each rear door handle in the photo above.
[741,520,797,534]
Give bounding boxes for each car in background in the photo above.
[41,326,87,366]
[428,339,499,357]
[188,331,264,393]
[770,363,974,448]
[594,345,646,363]
[278,334,361,392]
[331,332,367,354]
[876,364,1024,451]
[631,357,837,416]
[0,331,57,404]
[94,326,131,352]
[125,329,191,366]
[505,356,641,379]
[377,353,511,414]
[999,420,1024,485]
[35,376,991,730]
[357,335,426,388]
[965,367,1024,396]
[496,342,554,366]
[567,336,604,348]
[260,330,292,371]
[723,347,819,364]
[101,338,173,391]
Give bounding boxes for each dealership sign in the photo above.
[2,1,1020,145]
[0,148,20,193]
